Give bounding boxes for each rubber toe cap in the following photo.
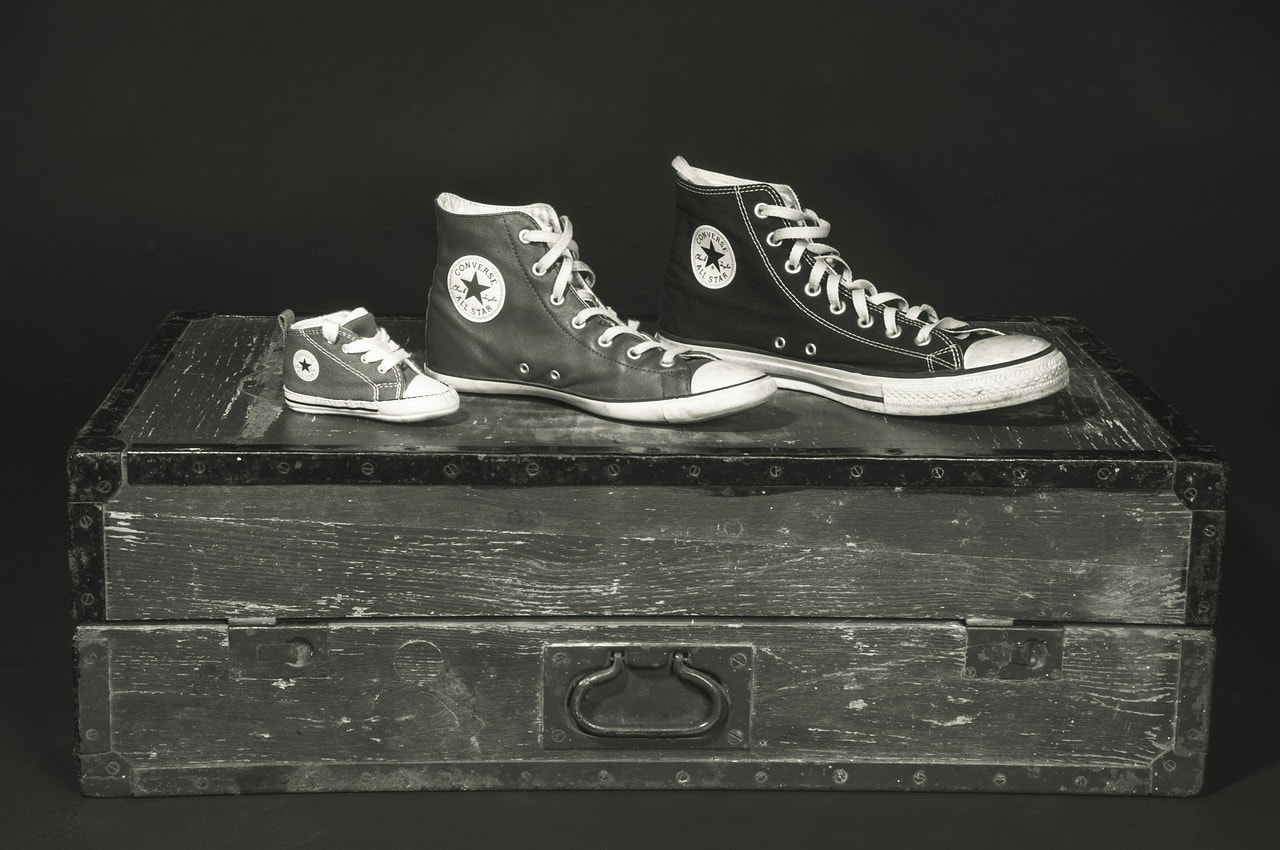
[963,334,1053,370]
[689,359,768,394]
[405,373,456,399]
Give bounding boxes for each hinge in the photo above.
[227,619,330,680]
[963,621,1065,680]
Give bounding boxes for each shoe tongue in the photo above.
[341,307,378,338]
[771,182,802,210]
[524,203,562,234]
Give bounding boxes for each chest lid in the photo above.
[68,313,1224,625]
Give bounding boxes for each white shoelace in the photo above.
[322,320,416,374]
[755,202,972,346]
[520,216,687,367]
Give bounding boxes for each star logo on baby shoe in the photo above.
[292,348,320,382]
[690,225,736,289]
[447,255,506,323]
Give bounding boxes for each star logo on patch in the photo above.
[690,225,736,289]
[292,348,320,382]
[447,255,506,323]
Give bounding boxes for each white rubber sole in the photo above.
[425,371,777,424]
[656,340,1070,416]
[284,387,460,423]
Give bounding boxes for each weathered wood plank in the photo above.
[93,620,1197,774]
[104,483,1191,622]
[114,316,1175,454]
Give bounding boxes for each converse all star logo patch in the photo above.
[447,255,506,323]
[292,348,320,381]
[690,225,736,289]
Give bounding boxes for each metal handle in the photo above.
[567,650,729,738]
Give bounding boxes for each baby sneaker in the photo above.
[656,156,1070,416]
[279,307,459,422]
[424,193,776,424]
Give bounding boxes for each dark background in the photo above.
[3,1,1278,847]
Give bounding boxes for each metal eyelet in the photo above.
[773,336,786,349]
[626,348,643,360]
[549,294,565,306]
[518,362,531,374]
[856,315,874,329]
[830,302,847,315]
[531,263,547,277]
[785,260,802,275]
[571,316,587,329]
[549,369,561,381]
[765,232,782,247]
[885,327,902,339]
[518,229,533,244]
[804,343,817,356]
[804,283,821,297]
[915,334,933,347]
[597,335,613,348]
[753,202,768,219]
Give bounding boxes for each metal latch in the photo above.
[227,619,330,680]
[964,621,1064,680]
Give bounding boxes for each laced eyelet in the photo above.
[856,315,875,329]
[549,294,565,306]
[765,232,782,247]
[829,302,847,316]
[773,336,786,349]
[785,260,802,275]
[915,334,933,347]
[804,343,817,356]
[571,316,587,329]
[626,347,643,360]
[885,327,902,339]
[597,335,613,348]
[518,229,533,244]
[804,283,821,297]
[531,263,546,277]
[518,362,531,374]
[753,202,768,219]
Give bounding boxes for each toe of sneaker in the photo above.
[688,359,768,394]
[962,334,1054,370]
[405,373,457,399]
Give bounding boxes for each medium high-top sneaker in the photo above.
[424,192,776,424]
[279,307,459,422]
[656,156,1070,416]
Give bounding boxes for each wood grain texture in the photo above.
[103,483,1191,622]
[81,620,1207,791]
[113,316,1175,455]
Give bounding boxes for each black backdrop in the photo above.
[3,2,1278,847]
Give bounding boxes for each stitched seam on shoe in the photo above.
[681,181,942,363]
[506,215,675,382]
[723,187,936,364]
[302,329,393,399]
[335,326,404,400]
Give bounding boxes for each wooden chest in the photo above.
[68,312,1224,796]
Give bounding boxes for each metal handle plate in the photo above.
[543,644,752,750]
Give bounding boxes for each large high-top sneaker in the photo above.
[279,307,459,422]
[656,157,1070,416]
[425,192,776,424]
